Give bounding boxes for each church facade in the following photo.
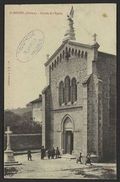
[41,8,116,162]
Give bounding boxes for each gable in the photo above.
[44,40,96,67]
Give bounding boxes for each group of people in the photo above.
[41,146,61,160]
[76,152,92,165]
[27,148,92,165]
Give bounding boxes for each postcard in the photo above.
[4,3,117,179]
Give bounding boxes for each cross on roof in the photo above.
[93,33,97,43]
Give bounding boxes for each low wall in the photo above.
[4,133,42,151]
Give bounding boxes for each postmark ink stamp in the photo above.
[16,29,44,63]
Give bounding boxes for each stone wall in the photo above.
[4,134,42,151]
[49,45,88,155]
[50,54,87,110]
[45,43,96,155]
[97,52,116,161]
[87,73,103,161]
[51,107,84,154]
[87,74,99,156]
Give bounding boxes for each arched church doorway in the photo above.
[62,117,74,154]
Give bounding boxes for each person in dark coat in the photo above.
[48,148,51,159]
[41,146,45,159]
[85,153,92,165]
[27,150,32,161]
[51,147,55,159]
[76,152,83,164]
[55,147,60,159]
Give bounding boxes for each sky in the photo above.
[5,4,116,109]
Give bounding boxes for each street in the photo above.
[4,153,117,179]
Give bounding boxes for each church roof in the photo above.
[30,95,42,104]
[98,51,116,57]
[42,85,50,94]
[69,40,99,49]
[45,40,99,67]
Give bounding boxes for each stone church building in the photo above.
[40,7,116,162]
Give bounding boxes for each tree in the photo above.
[4,110,41,134]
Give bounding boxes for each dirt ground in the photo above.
[4,153,117,179]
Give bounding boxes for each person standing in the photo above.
[76,152,82,164]
[55,147,60,159]
[51,147,55,159]
[41,146,45,159]
[48,148,51,159]
[85,153,92,165]
[27,150,32,161]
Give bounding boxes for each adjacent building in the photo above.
[28,94,42,124]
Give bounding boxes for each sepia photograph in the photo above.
[4,3,117,179]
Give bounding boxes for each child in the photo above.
[76,152,83,164]
[85,153,92,165]
[27,150,32,161]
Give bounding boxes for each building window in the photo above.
[60,54,62,62]
[81,51,84,58]
[64,76,71,104]
[54,60,56,67]
[63,50,65,59]
[75,49,77,56]
[71,78,77,103]
[59,81,64,105]
[69,47,71,53]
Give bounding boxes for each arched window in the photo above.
[71,78,77,103]
[64,76,71,104]
[59,81,64,105]
[69,47,71,53]
[63,50,65,59]
[57,56,59,64]
[81,51,84,58]
[60,54,62,62]
[75,49,77,56]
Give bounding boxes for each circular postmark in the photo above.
[16,29,44,63]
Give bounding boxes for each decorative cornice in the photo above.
[44,40,95,67]
[51,106,83,112]
[44,42,66,66]
[53,129,81,133]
